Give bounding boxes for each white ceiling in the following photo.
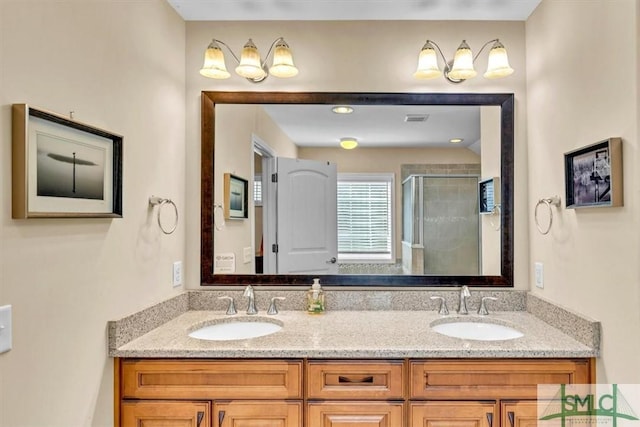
[261,104,482,149]
[167,0,541,21]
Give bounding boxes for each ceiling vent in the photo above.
[404,114,429,123]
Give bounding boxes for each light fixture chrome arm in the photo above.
[210,39,241,64]
[472,38,500,62]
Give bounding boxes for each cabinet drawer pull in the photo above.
[218,410,225,426]
[507,411,515,427]
[338,375,375,384]
[196,411,205,427]
[486,412,493,427]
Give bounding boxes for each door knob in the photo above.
[326,257,337,264]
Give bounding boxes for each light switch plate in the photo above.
[172,261,183,287]
[243,247,253,264]
[534,262,544,288]
[0,305,12,353]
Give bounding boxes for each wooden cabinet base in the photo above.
[116,357,593,427]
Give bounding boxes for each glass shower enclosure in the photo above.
[402,175,480,275]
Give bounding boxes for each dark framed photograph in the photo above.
[564,137,622,209]
[12,104,123,218]
[478,176,500,214]
[223,173,248,219]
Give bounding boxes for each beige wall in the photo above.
[298,146,480,260]
[0,1,186,426]
[186,20,529,289]
[526,0,639,382]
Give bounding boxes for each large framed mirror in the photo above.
[201,92,514,287]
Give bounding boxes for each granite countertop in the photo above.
[110,303,598,359]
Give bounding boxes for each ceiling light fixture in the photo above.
[449,138,464,144]
[414,39,514,84]
[340,137,358,150]
[200,37,298,83]
[332,105,354,114]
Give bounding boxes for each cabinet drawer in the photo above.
[307,401,404,427]
[306,360,405,400]
[410,359,592,400]
[121,359,303,399]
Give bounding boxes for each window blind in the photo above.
[337,179,392,256]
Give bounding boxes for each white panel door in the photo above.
[275,157,338,274]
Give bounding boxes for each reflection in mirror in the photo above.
[201,92,514,287]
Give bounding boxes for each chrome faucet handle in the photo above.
[244,285,258,315]
[429,296,449,315]
[478,296,498,316]
[458,285,471,315]
[267,297,286,315]
[218,296,237,315]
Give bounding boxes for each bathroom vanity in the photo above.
[110,291,599,427]
[117,357,592,427]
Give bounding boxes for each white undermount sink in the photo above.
[188,317,283,341]
[431,319,524,341]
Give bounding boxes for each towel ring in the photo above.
[213,204,225,231]
[149,196,178,235]
[535,196,561,235]
[489,204,501,231]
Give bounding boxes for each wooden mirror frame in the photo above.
[201,92,514,287]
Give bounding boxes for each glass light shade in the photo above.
[199,41,231,79]
[269,39,298,78]
[235,39,267,80]
[448,40,477,80]
[484,41,514,79]
[332,105,354,114]
[413,42,442,79]
[340,138,358,150]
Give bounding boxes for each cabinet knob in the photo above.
[196,411,204,427]
[218,410,225,426]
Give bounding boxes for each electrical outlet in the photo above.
[243,247,253,264]
[172,261,183,287]
[0,305,12,354]
[534,262,544,288]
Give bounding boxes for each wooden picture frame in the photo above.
[12,104,123,218]
[223,173,248,219]
[564,137,622,209]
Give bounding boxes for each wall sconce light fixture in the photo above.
[414,39,514,84]
[200,37,298,83]
[340,137,358,150]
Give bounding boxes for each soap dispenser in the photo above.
[307,278,325,314]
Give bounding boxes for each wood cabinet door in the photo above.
[214,401,302,427]
[501,401,539,427]
[410,401,498,427]
[121,400,210,427]
[307,401,404,427]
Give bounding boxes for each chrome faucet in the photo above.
[458,286,471,314]
[243,285,258,315]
